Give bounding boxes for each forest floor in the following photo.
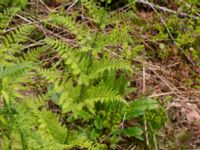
[26,1,200,149]
[131,3,200,149]
[113,1,200,149]
[133,57,200,149]
[1,0,200,149]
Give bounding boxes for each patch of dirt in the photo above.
[131,55,200,149]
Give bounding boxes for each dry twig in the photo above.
[135,0,199,19]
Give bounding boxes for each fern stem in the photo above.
[18,127,28,150]
[1,95,13,150]
[78,31,98,102]
[78,2,108,102]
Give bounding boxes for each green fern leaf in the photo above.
[3,24,35,47]
[39,110,68,144]
[88,58,132,81]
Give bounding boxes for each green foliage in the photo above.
[39,110,68,144]
[0,63,31,149]
[123,127,143,140]
[0,1,166,149]
[0,0,27,11]
[126,98,159,119]
[0,7,20,32]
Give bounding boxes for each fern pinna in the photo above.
[0,1,161,149]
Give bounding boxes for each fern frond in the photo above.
[36,68,62,83]
[3,62,31,81]
[0,62,32,103]
[83,85,128,112]
[44,37,72,55]
[59,90,85,114]
[91,25,132,55]
[82,0,108,26]
[66,133,93,149]
[39,110,68,144]
[0,0,27,10]
[88,58,132,81]
[0,7,20,32]
[0,48,18,64]
[44,38,83,76]
[13,99,67,150]
[82,0,98,15]
[110,10,138,22]
[47,14,85,40]
[19,47,45,63]
[3,24,36,47]
[107,25,133,45]
[49,78,84,114]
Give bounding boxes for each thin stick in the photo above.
[16,14,32,23]
[119,113,127,130]
[135,0,198,19]
[67,0,78,11]
[142,63,146,93]
[142,62,149,148]
[153,133,158,150]
[148,92,175,98]
[39,0,53,12]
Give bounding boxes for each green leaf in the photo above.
[40,110,68,144]
[0,65,3,79]
[123,127,143,140]
[126,98,159,119]
[51,93,60,104]
[90,128,101,140]
[94,116,103,129]
[78,110,91,120]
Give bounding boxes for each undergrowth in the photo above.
[1,0,199,149]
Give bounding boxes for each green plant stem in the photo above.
[78,31,99,102]
[1,95,13,150]
[78,6,107,102]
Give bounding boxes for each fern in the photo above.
[0,63,32,149]
[0,47,19,64]
[82,0,108,26]
[48,14,79,35]
[83,85,128,111]
[110,10,138,22]
[39,110,68,144]
[88,58,132,80]
[44,37,84,76]
[3,62,31,81]
[3,24,36,46]
[44,37,72,55]
[0,7,20,32]
[0,0,27,11]
[37,67,63,83]
[0,1,163,149]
